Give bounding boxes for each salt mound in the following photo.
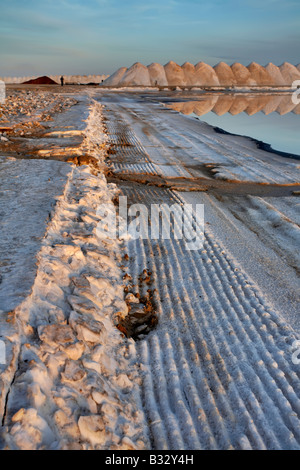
[194,62,220,86]
[101,60,300,88]
[22,76,58,85]
[279,62,300,84]
[101,67,127,86]
[214,62,236,86]
[147,63,168,86]
[231,63,256,86]
[164,61,186,86]
[181,62,197,86]
[247,62,274,86]
[119,62,151,86]
[265,63,285,86]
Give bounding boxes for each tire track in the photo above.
[119,184,300,449]
[100,95,300,449]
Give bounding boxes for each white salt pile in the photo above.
[164,61,187,86]
[194,62,220,86]
[213,62,236,86]
[119,62,151,87]
[147,62,168,86]
[101,61,300,88]
[279,62,300,84]
[247,62,274,86]
[97,67,128,87]
[231,62,256,86]
[181,62,197,86]
[265,63,286,86]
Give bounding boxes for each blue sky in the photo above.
[0,0,299,76]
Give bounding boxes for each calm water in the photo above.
[167,94,300,157]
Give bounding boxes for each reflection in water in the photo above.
[167,94,300,116]
[166,94,300,156]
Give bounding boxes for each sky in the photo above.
[0,0,299,77]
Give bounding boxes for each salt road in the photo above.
[0,87,299,450]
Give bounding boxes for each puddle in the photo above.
[165,93,300,158]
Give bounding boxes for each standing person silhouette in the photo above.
[60,76,64,86]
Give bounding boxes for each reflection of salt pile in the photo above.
[167,94,299,116]
[177,101,198,115]
[244,95,273,115]
[101,61,300,88]
[212,95,235,115]
[276,94,299,115]
[193,96,218,115]
[229,96,252,114]
[262,95,285,115]
[293,103,300,114]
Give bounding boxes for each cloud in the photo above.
[0,0,299,76]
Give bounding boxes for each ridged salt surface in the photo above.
[100,92,300,448]
[123,185,300,449]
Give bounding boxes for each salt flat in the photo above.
[0,87,299,449]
